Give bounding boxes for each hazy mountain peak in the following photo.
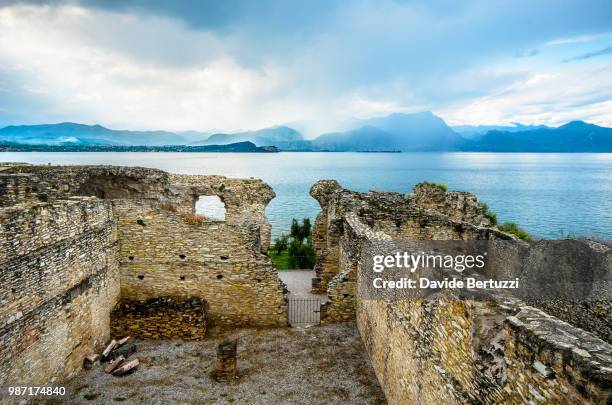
[559,120,591,129]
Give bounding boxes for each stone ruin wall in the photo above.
[0,163,287,386]
[111,296,207,340]
[0,195,120,385]
[114,198,286,327]
[310,180,611,404]
[310,181,502,323]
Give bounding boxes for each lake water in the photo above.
[2,152,611,239]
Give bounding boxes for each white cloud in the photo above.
[0,2,611,132]
[545,32,611,46]
[0,5,313,131]
[441,65,612,126]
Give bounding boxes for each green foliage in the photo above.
[269,249,291,269]
[287,237,316,269]
[271,218,316,269]
[424,181,448,192]
[290,217,312,241]
[485,211,497,225]
[136,219,146,226]
[435,183,448,192]
[480,202,498,225]
[273,234,289,254]
[498,222,530,240]
[38,193,49,202]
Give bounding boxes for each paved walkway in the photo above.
[278,270,327,302]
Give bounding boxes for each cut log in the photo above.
[83,354,99,370]
[112,358,139,376]
[117,336,131,346]
[104,355,125,373]
[107,341,137,360]
[101,339,117,360]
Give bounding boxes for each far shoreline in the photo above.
[2,149,612,154]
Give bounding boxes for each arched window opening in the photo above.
[195,195,226,221]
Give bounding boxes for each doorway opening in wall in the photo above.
[195,196,226,221]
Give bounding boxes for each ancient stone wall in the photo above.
[0,197,120,385]
[310,181,611,404]
[2,164,287,329]
[111,297,207,340]
[311,180,512,323]
[114,199,286,328]
[343,213,611,404]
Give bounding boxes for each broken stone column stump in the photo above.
[214,339,237,382]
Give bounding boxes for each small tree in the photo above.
[287,238,316,269]
[273,234,289,254]
[290,217,312,242]
[279,218,316,269]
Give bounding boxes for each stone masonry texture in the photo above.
[110,296,207,340]
[0,163,287,388]
[310,180,611,404]
[1,162,610,405]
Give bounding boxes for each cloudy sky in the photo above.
[0,0,611,134]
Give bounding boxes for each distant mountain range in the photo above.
[0,122,190,146]
[314,112,463,151]
[2,113,612,152]
[192,126,313,150]
[452,123,552,139]
[463,121,612,152]
[0,141,276,153]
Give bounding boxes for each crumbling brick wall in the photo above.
[0,197,120,385]
[4,164,288,328]
[111,297,207,340]
[310,180,611,404]
[0,163,288,387]
[310,180,510,323]
[114,199,286,327]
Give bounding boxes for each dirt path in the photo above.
[278,270,327,301]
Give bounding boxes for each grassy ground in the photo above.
[269,250,291,269]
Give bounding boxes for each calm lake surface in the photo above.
[2,152,611,239]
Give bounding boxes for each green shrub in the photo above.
[287,238,316,269]
[136,219,146,226]
[273,234,289,254]
[480,202,498,225]
[498,222,530,240]
[269,250,291,269]
[424,181,448,192]
[271,218,316,269]
[290,218,312,241]
[485,211,497,225]
[435,183,448,192]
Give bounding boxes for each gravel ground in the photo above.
[59,322,386,405]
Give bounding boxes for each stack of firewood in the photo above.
[83,336,139,376]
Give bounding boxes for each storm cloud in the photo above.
[1,0,611,132]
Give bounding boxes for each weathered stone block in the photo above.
[214,339,238,383]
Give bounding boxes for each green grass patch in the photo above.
[484,211,497,225]
[269,250,292,269]
[479,202,498,225]
[498,222,530,240]
[424,181,448,192]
